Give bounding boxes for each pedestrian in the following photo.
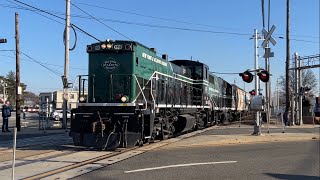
[283,111,288,127]
[2,100,12,132]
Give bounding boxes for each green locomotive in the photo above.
[70,40,249,149]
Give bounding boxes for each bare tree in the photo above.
[278,69,318,106]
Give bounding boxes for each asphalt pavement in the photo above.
[0,112,69,141]
[0,113,319,180]
[75,135,319,180]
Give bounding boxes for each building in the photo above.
[39,90,87,110]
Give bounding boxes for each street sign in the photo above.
[263,47,274,58]
[18,86,22,95]
[261,25,277,48]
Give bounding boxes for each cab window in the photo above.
[195,66,203,79]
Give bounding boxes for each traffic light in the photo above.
[249,90,256,96]
[239,71,253,83]
[257,70,270,82]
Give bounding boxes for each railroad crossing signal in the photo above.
[240,69,270,83]
[257,70,270,82]
[261,25,277,48]
[239,71,253,83]
[249,90,256,96]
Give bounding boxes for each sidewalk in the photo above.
[162,126,320,149]
[1,112,70,142]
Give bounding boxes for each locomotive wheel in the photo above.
[168,125,175,138]
[220,114,227,125]
[197,120,205,129]
[160,123,175,140]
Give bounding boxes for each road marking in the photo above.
[124,161,237,173]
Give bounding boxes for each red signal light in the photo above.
[239,71,253,83]
[257,70,270,82]
[249,90,256,96]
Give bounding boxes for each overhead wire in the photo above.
[70,1,133,41]
[210,71,241,75]
[2,2,318,42]
[20,52,64,77]
[9,0,102,42]
[74,2,320,39]
[0,53,87,70]
[268,0,271,31]
[3,0,319,65]
[75,2,236,30]
[0,3,64,25]
[20,52,79,81]
[261,0,265,28]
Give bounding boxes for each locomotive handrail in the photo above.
[132,74,148,110]
[149,76,156,109]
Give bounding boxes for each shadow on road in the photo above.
[265,173,320,180]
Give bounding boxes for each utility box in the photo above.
[250,95,264,111]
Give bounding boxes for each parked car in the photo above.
[23,106,40,113]
[50,109,71,121]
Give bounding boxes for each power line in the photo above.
[278,37,319,43]
[75,2,236,31]
[20,52,64,77]
[73,2,320,39]
[261,0,265,28]
[3,1,253,37]
[11,0,64,20]
[70,2,133,41]
[8,0,102,42]
[210,71,241,75]
[0,54,87,70]
[3,2,318,42]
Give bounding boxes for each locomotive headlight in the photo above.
[101,43,107,49]
[106,43,113,49]
[79,96,86,103]
[121,95,128,103]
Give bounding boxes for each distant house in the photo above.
[39,90,87,111]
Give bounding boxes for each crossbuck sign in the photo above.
[261,25,277,48]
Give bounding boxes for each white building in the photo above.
[39,90,87,110]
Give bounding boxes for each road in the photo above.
[1,113,319,179]
[72,126,319,180]
[74,140,319,180]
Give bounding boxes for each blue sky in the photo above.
[0,0,319,95]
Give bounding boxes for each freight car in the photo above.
[69,40,250,149]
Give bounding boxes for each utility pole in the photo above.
[298,54,303,125]
[294,52,298,125]
[285,0,290,125]
[253,29,261,135]
[15,12,21,132]
[276,78,280,110]
[265,46,270,131]
[63,0,71,130]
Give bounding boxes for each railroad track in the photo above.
[0,126,216,180]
